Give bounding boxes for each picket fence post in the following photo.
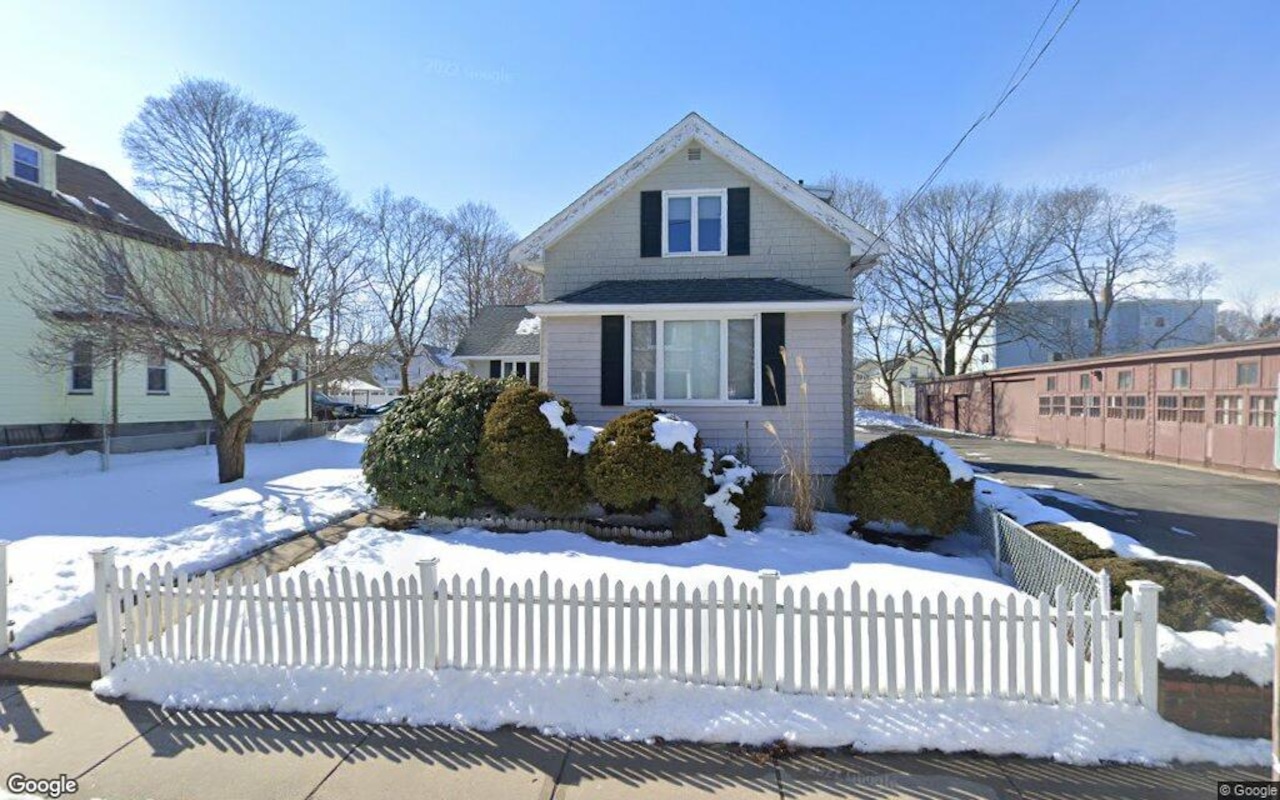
[758,569,779,690]
[1128,579,1162,709]
[1097,568,1112,612]
[91,547,118,676]
[0,540,8,655]
[419,558,439,668]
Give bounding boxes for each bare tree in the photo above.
[1041,186,1217,357]
[852,270,920,414]
[25,227,376,483]
[438,202,534,342]
[26,78,376,483]
[1217,288,1280,342]
[123,78,325,259]
[878,183,1058,376]
[821,172,890,233]
[362,188,453,393]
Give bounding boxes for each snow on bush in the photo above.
[701,450,765,535]
[539,400,600,455]
[652,413,698,452]
[585,409,706,525]
[917,436,975,483]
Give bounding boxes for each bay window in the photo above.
[626,315,758,404]
[662,189,726,256]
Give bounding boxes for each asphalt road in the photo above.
[860,426,1280,588]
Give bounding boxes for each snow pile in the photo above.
[0,437,373,649]
[652,413,698,452]
[916,436,975,483]
[515,316,542,336]
[539,400,600,455]
[854,409,937,430]
[971,472,1273,684]
[95,658,1267,767]
[701,450,758,535]
[1159,620,1274,686]
[331,417,380,443]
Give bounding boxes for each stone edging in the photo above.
[419,515,693,545]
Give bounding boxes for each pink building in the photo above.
[915,339,1280,478]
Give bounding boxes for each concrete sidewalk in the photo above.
[0,508,407,686]
[0,681,1264,799]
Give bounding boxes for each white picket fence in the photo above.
[91,549,1163,708]
[0,540,9,654]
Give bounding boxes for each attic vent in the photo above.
[687,146,702,161]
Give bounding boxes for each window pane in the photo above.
[667,197,691,253]
[663,320,720,400]
[13,143,39,183]
[516,361,527,379]
[529,362,540,387]
[70,340,93,392]
[630,321,656,400]
[727,319,755,400]
[1237,362,1259,386]
[697,195,722,252]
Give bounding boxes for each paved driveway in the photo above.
[860,426,1280,587]
[0,682,1264,799]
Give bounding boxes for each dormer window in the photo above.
[12,141,40,184]
[662,189,725,256]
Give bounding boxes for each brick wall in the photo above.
[1158,667,1271,738]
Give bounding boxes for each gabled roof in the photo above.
[509,112,886,272]
[546,278,849,306]
[0,111,64,150]
[452,305,541,358]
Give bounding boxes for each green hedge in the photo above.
[585,408,706,527]
[705,453,768,535]
[1083,557,1269,632]
[1027,523,1115,561]
[833,434,973,536]
[478,383,590,514]
[361,372,506,516]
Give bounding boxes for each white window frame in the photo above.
[661,189,727,257]
[146,353,169,395]
[500,358,540,383]
[12,141,40,186]
[68,341,93,394]
[623,311,761,406]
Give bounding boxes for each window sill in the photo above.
[147,391,170,396]
[67,390,93,396]
[660,250,727,258]
[625,399,759,408]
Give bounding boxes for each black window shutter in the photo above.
[489,360,501,379]
[761,313,786,406]
[640,191,662,258]
[601,315,625,405]
[727,187,750,256]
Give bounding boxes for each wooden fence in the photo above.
[91,549,1163,708]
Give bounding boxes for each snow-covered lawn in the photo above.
[95,507,1268,766]
[853,408,938,431]
[1,433,372,649]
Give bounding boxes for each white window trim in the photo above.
[661,188,727,257]
[623,311,761,407]
[68,343,93,395]
[12,141,41,186]
[500,358,539,379]
[147,355,169,395]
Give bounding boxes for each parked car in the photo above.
[371,397,403,415]
[311,392,361,420]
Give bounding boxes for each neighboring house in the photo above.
[371,345,462,393]
[0,112,307,446]
[463,112,884,476]
[966,298,1220,371]
[854,354,938,413]
[452,305,543,384]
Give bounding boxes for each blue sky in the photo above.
[7,1,1278,297]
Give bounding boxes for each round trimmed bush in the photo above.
[477,383,589,514]
[1083,557,1269,632]
[834,434,973,536]
[585,408,706,521]
[361,372,507,516]
[1027,523,1115,561]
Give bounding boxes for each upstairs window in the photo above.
[147,353,169,394]
[1079,373,1092,390]
[663,190,725,256]
[69,341,93,393]
[12,142,40,184]
[1116,370,1134,390]
[1236,362,1259,387]
[1170,367,1190,389]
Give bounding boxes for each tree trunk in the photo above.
[400,359,412,395]
[214,417,254,483]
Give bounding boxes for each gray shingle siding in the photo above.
[542,148,853,300]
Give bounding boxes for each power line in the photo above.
[857,0,1082,262]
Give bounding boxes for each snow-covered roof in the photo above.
[509,112,887,272]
